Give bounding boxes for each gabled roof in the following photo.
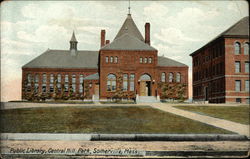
[114,14,144,41]
[101,33,156,51]
[190,16,249,56]
[22,49,99,69]
[83,73,99,80]
[157,56,188,67]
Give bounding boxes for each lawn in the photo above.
[174,106,249,125]
[0,106,232,133]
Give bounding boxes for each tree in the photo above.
[112,72,124,101]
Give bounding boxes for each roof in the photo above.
[190,16,249,56]
[101,33,156,51]
[22,49,99,69]
[114,14,144,41]
[157,56,188,67]
[70,32,77,42]
[83,73,99,80]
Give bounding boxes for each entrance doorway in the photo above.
[139,74,152,96]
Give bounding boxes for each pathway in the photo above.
[149,103,249,137]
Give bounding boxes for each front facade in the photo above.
[22,13,188,102]
[190,16,249,103]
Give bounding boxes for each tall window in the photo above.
[42,74,46,92]
[161,72,166,82]
[244,43,249,55]
[34,83,39,93]
[27,74,32,83]
[79,74,84,93]
[65,74,69,83]
[144,57,147,63]
[110,56,113,63]
[50,74,54,92]
[245,62,249,73]
[176,73,181,82]
[72,74,76,92]
[140,57,143,63]
[105,56,109,63]
[129,74,135,91]
[123,74,128,91]
[35,74,39,83]
[245,80,249,92]
[235,80,241,92]
[57,74,61,83]
[114,56,118,63]
[107,74,116,91]
[26,74,31,92]
[169,73,173,82]
[235,61,241,73]
[149,57,152,63]
[234,42,241,54]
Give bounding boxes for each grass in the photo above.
[174,106,249,125]
[8,100,94,104]
[0,106,232,134]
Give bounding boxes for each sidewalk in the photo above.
[149,103,249,137]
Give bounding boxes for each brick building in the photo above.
[190,16,249,103]
[22,13,188,102]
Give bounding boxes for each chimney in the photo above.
[145,23,150,45]
[101,30,106,47]
[105,40,110,45]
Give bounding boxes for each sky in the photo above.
[1,0,249,101]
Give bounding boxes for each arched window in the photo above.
[107,74,116,91]
[169,73,173,82]
[65,74,69,83]
[114,56,118,63]
[42,74,47,83]
[144,57,148,63]
[161,72,166,82]
[27,74,32,83]
[50,74,54,92]
[244,42,249,55]
[110,56,113,63]
[57,74,61,83]
[140,57,143,63]
[176,73,181,82]
[105,56,109,63]
[35,74,39,83]
[149,57,152,63]
[50,74,54,83]
[123,74,128,91]
[72,74,76,83]
[234,42,241,54]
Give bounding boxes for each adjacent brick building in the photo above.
[22,13,188,102]
[190,16,249,103]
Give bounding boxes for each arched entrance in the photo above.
[139,74,151,96]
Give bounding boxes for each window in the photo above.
[105,56,109,63]
[42,84,46,93]
[50,74,54,83]
[144,57,147,63]
[235,61,241,73]
[34,83,39,93]
[50,83,53,92]
[57,83,61,92]
[72,74,76,83]
[107,74,116,91]
[149,57,152,63]
[80,74,84,83]
[176,73,181,82]
[27,74,32,83]
[235,80,241,92]
[79,84,83,93]
[42,74,46,83]
[236,98,241,103]
[140,57,143,63]
[245,62,249,73]
[72,84,76,92]
[65,74,69,83]
[57,74,61,83]
[123,74,128,91]
[64,83,68,92]
[129,74,135,91]
[161,72,166,82]
[114,56,118,63]
[110,56,113,63]
[169,73,173,82]
[234,42,241,54]
[244,43,249,55]
[245,80,249,92]
[35,74,39,83]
